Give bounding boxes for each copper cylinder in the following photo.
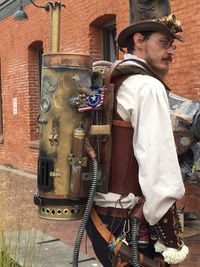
[69,126,86,199]
[37,53,92,220]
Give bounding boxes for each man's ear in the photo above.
[133,33,145,50]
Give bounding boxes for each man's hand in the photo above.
[154,241,189,264]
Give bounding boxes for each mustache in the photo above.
[162,56,172,62]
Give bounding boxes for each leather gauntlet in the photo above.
[150,203,183,249]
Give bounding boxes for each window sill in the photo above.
[29,140,39,149]
[0,135,4,144]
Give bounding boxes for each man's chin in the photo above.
[162,60,171,69]
[151,66,169,79]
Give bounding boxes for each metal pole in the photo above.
[50,2,62,52]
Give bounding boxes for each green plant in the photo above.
[0,224,21,267]
[0,248,21,267]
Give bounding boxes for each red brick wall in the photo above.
[170,0,200,99]
[0,0,199,173]
[0,2,50,172]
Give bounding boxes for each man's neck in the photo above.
[124,53,167,80]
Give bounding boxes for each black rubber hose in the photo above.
[131,217,140,267]
[72,156,98,267]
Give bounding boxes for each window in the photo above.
[38,47,43,97]
[28,41,43,145]
[103,24,117,62]
[89,15,117,62]
[0,58,3,141]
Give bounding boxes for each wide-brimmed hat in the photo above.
[118,0,184,48]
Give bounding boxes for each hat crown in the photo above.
[129,0,171,24]
[118,0,184,48]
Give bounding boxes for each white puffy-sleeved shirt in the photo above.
[94,55,185,226]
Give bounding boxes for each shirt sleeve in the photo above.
[117,74,185,225]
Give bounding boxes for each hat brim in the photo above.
[118,21,184,48]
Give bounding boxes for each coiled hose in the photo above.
[131,217,140,267]
[72,156,98,267]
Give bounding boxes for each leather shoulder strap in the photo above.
[104,58,146,86]
[105,58,171,92]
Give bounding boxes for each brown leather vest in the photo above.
[107,62,163,196]
[107,71,142,196]
[107,60,170,196]
[108,120,142,196]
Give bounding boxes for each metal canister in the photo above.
[69,125,87,199]
[36,53,91,220]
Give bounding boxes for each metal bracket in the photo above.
[68,154,87,167]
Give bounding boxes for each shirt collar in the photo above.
[124,53,146,64]
[123,53,147,69]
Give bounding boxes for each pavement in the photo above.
[0,165,200,267]
[7,229,101,267]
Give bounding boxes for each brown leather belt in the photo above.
[94,205,128,218]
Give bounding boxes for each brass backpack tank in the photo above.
[34,53,92,220]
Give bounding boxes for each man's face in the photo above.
[142,32,176,78]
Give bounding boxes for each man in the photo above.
[86,1,189,266]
